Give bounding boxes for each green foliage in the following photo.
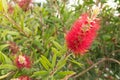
[40,55,52,70]
[32,70,49,79]
[0,64,17,70]
[0,0,8,12]
[0,51,12,64]
[54,71,75,79]
[0,44,9,51]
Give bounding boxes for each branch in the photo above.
[50,53,71,77]
[62,73,75,80]
[73,58,120,79]
[4,14,29,37]
[111,49,120,54]
[0,72,13,79]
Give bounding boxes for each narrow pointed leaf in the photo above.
[32,70,49,78]
[0,51,12,64]
[0,44,9,51]
[0,64,17,70]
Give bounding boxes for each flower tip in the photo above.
[92,6,100,19]
[15,55,31,69]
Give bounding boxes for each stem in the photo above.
[62,73,75,80]
[53,1,66,33]
[4,14,29,37]
[111,49,120,54]
[50,65,58,77]
[73,58,120,79]
[0,72,13,79]
[50,53,71,77]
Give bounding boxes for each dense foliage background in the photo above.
[0,0,120,80]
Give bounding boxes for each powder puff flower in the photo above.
[19,76,31,80]
[17,0,32,11]
[8,3,14,14]
[10,76,30,80]
[66,13,100,55]
[15,55,31,68]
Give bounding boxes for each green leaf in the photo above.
[52,53,57,68]
[32,70,49,78]
[41,55,52,68]
[102,34,111,41]
[0,64,17,70]
[0,51,12,64]
[45,37,55,47]
[7,31,19,36]
[33,39,43,49]
[56,54,71,71]
[40,55,52,70]
[0,52,4,63]
[101,0,107,3]
[51,47,60,56]
[52,41,63,50]
[52,46,66,57]
[34,26,38,35]
[57,59,66,71]
[68,59,83,68]
[0,44,9,51]
[40,58,49,70]
[24,27,32,36]
[0,0,3,11]
[1,0,8,12]
[55,71,75,79]
[20,15,24,30]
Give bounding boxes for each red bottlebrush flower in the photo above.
[19,76,31,80]
[66,13,100,55]
[17,0,32,11]
[8,4,14,14]
[15,55,31,68]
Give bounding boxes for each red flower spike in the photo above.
[18,0,32,11]
[19,76,31,80]
[66,13,100,55]
[15,55,31,69]
[8,4,14,14]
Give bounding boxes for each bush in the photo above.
[0,0,120,80]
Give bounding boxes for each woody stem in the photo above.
[73,58,120,79]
